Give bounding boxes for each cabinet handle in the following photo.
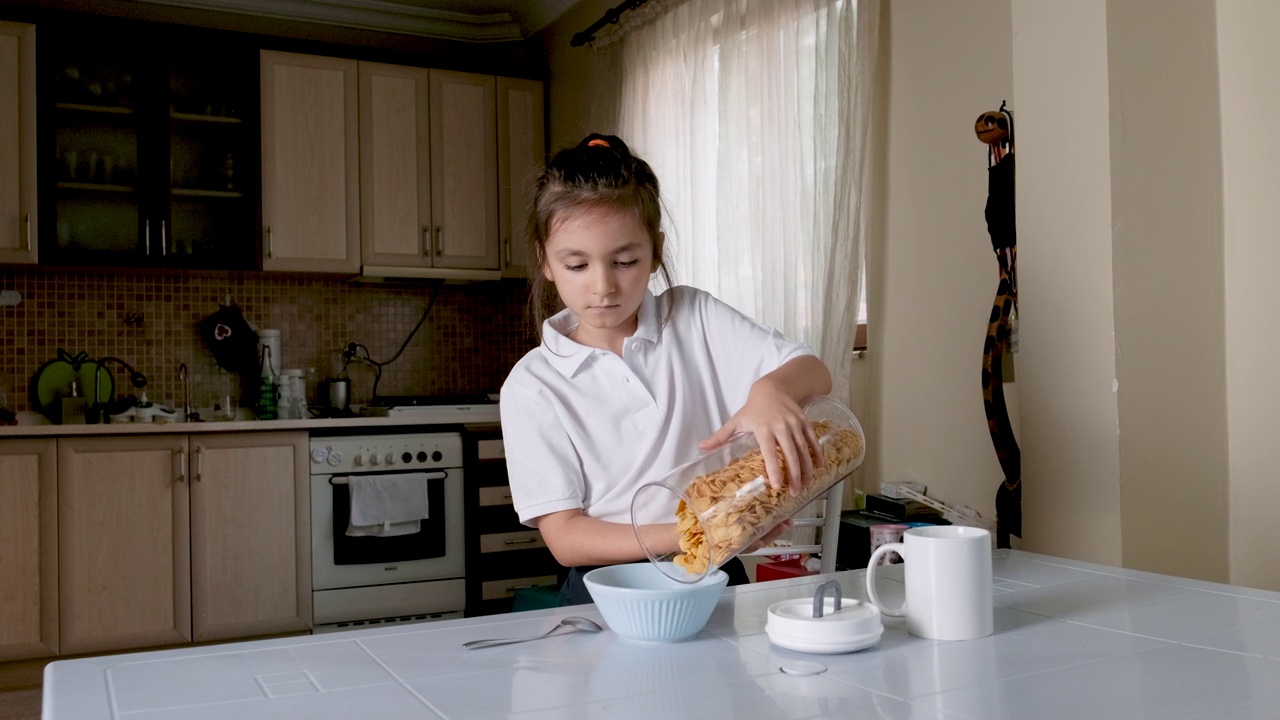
[421,225,429,257]
[23,213,31,252]
[194,446,203,482]
[266,225,274,259]
[503,237,511,267]
[161,220,168,257]
[145,219,151,255]
[434,226,442,257]
[175,447,186,483]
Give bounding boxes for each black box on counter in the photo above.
[863,493,938,522]
[834,510,949,571]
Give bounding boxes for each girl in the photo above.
[500,133,833,605]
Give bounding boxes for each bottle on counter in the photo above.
[61,379,87,425]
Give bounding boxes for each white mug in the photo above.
[865,525,993,640]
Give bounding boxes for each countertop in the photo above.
[42,549,1280,719]
[0,406,500,437]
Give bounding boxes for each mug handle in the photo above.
[865,542,907,617]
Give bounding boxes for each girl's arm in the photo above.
[536,509,676,567]
[700,354,834,490]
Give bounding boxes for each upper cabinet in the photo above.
[497,77,544,279]
[428,70,499,271]
[260,51,360,273]
[0,21,36,265]
[40,20,259,270]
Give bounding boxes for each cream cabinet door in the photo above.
[497,77,543,279]
[0,439,57,660]
[190,432,310,641]
[261,50,360,273]
[0,22,36,264]
[58,436,191,655]
[358,61,432,269]
[429,70,499,270]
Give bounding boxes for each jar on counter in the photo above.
[278,368,306,419]
[632,395,866,583]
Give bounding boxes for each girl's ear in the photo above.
[542,259,555,282]
[650,232,664,274]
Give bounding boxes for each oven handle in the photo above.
[329,470,449,485]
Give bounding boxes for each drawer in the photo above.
[478,438,504,460]
[480,529,546,553]
[478,486,513,507]
[480,574,559,601]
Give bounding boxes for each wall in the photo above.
[0,267,534,419]
[1217,0,1280,591]
[537,0,623,150]
[873,0,1017,524]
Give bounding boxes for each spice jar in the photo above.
[632,395,866,583]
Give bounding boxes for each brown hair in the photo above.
[526,133,675,338]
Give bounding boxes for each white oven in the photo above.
[309,430,466,632]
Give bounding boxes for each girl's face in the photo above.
[542,206,659,352]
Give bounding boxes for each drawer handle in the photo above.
[504,538,537,546]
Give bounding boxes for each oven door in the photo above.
[312,468,465,590]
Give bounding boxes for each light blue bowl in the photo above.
[584,562,729,642]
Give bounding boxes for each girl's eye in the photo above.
[616,259,639,268]
[565,263,587,272]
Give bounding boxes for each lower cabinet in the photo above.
[464,425,564,616]
[0,439,57,661]
[57,431,309,655]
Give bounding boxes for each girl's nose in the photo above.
[591,267,616,296]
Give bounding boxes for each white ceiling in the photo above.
[136,0,582,42]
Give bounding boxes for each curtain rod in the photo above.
[571,0,649,47]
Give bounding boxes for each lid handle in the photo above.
[813,579,843,618]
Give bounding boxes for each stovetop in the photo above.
[357,393,500,422]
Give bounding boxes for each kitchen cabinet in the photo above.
[57,431,310,655]
[428,70,499,271]
[0,439,57,661]
[58,434,191,655]
[463,425,563,616]
[190,432,311,642]
[0,21,36,265]
[260,50,360,273]
[40,19,259,270]
[497,76,543,279]
[357,61,431,269]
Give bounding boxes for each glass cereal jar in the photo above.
[632,395,866,583]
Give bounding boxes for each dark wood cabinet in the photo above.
[38,18,260,270]
[463,424,564,616]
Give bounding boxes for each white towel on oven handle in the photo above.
[346,472,430,537]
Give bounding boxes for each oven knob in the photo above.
[384,452,395,465]
[327,450,344,466]
[432,450,442,462]
[402,452,413,464]
[311,447,329,464]
[369,453,381,466]
[353,454,364,467]
[416,451,428,463]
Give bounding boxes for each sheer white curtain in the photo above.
[617,0,878,402]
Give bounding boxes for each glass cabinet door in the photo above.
[165,52,257,270]
[49,51,146,263]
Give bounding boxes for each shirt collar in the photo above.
[539,290,659,378]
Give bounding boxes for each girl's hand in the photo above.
[700,378,821,491]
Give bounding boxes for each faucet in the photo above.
[91,356,148,423]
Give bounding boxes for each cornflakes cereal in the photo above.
[674,421,864,575]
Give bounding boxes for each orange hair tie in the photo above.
[587,138,610,148]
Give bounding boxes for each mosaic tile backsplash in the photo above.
[0,266,537,419]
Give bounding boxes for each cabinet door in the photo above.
[261,51,359,273]
[0,22,36,264]
[58,435,191,654]
[497,77,543,279]
[429,70,499,270]
[0,439,57,661]
[190,432,311,641]
[358,61,431,269]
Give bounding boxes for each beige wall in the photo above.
[872,0,1016,523]
[537,0,624,151]
[1009,0,1121,565]
[1217,0,1280,591]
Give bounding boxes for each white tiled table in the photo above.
[44,550,1280,719]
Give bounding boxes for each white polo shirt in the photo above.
[500,285,815,527]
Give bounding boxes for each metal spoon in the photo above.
[462,616,603,649]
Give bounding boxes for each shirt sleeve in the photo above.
[498,379,586,527]
[690,287,817,411]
